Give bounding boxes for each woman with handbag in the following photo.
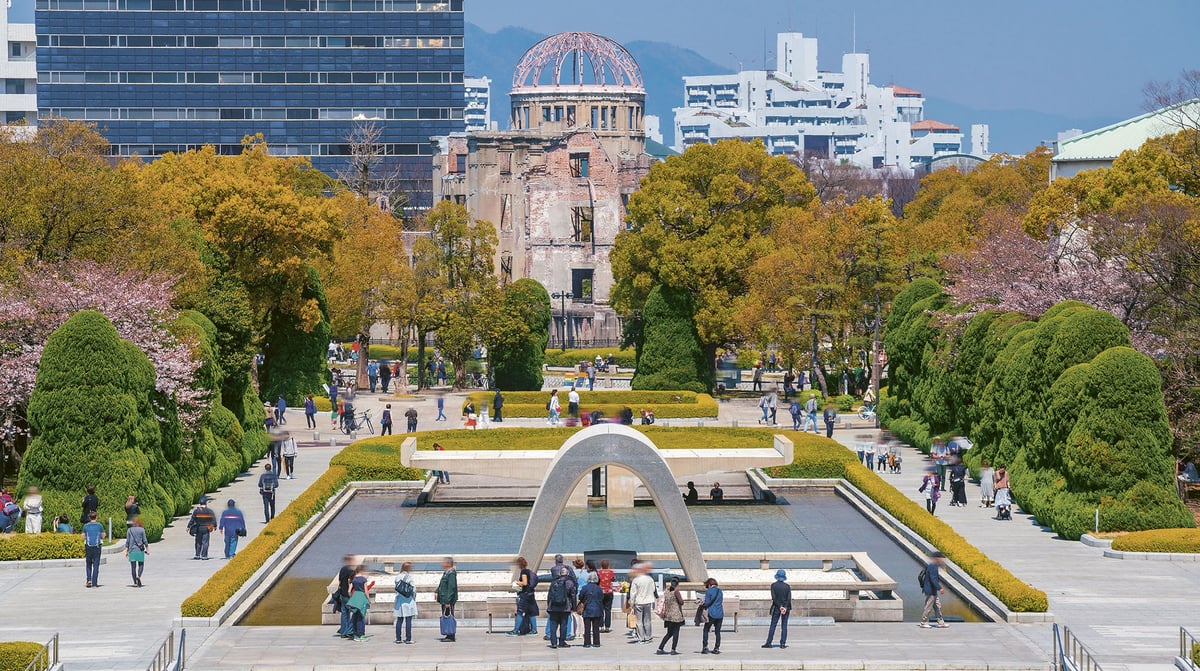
[125,517,149,588]
[393,561,417,644]
[655,577,685,655]
[700,578,725,654]
[508,556,539,636]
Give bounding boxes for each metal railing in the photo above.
[21,634,57,671]
[146,629,186,671]
[1053,624,1103,671]
[1181,627,1199,670]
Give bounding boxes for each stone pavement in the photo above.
[0,417,338,671]
[184,621,1050,670]
[827,429,1200,671]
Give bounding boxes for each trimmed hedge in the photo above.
[312,396,333,413]
[465,391,719,419]
[543,348,636,369]
[0,533,84,561]
[489,279,551,392]
[0,642,43,671]
[1110,528,1200,553]
[356,426,779,453]
[259,266,332,405]
[633,286,711,393]
[766,438,1049,613]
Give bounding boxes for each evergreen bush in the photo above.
[490,279,551,391]
[259,266,332,405]
[632,286,710,393]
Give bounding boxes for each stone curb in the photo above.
[1079,534,1112,548]
[1102,549,1200,561]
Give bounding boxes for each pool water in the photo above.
[240,490,983,625]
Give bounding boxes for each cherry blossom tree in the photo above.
[0,262,205,431]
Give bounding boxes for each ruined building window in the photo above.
[499,151,512,175]
[450,153,465,174]
[572,268,594,303]
[569,152,589,178]
[566,105,576,126]
[571,207,593,242]
[453,194,466,205]
[500,194,512,232]
[500,253,513,284]
[590,106,598,129]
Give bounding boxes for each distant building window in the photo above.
[571,268,594,303]
[453,194,465,205]
[452,153,466,174]
[499,151,512,175]
[11,43,21,58]
[569,152,589,178]
[571,207,593,242]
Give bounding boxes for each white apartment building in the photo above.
[1,0,36,126]
[464,76,491,132]
[674,32,979,172]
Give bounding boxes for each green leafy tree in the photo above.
[259,266,332,404]
[632,286,710,393]
[485,279,551,391]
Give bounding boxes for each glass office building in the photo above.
[35,0,464,207]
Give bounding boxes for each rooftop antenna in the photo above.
[852,14,857,53]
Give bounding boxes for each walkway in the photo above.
[0,414,338,671]
[829,429,1200,671]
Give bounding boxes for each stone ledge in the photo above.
[1103,549,1200,561]
[0,556,109,570]
[1079,534,1112,548]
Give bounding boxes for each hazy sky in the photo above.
[468,0,1199,119]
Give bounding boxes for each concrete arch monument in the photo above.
[515,424,708,580]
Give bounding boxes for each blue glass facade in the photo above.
[35,0,464,207]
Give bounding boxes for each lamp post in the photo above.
[862,293,883,429]
[552,291,573,351]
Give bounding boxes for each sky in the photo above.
[467,0,1200,121]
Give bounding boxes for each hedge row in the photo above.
[1110,528,1200,553]
[765,438,1049,613]
[0,642,43,671]
[352,426,779,453]
[543,348,636,369]
[465,391,719,419]
[475,390,700,405]
[0,533,85,562]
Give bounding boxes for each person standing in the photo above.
[567,387,580,421]
[275,395,287,425]
[628,561,656,643]
[804,395,819,434]
[268,433,284,475]
[218,499,246,559]
[436,360,447,386]
[752,363,763,392]
[367,361,379,393]
[405,406,418,433]
[547,390,561,426]
[80,485,98,528]
[979,460,996,508]
[700,578,724,655]
[949,459,968,507]
[125,517,149,587]
[187,497,216,560]
[597,559,616,633]
[822,402,837,438]
[545,565,577,649]
[493,389,504,423]
[763,569,792,649]
[393,561,417,644]
[22,486,42,534]
[768,391,778,426]
[920,469,941,515]
[335,555,358,639]
[259,463,279,523]
[579,570,604,648]
[304,394,317,429]
[587,364,596,391]
[683,482,699,504]
[655,577,685,655]
[783,368,795,399]
[436,556,458,642]
[919,551,949,628]
[508,556,539,636]
[281,436,297,480]
[346,565,374,642]
[931,439,951,491]
[382,360,394,394]
[380,404,393,436]
[82,511,106,588]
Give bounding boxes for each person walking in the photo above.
[949,459,968,507]
[546,565,577,649]
[752,363,763,392]
[304,394,317,429]
[768,391,778,426]
[919,552,949,628]
[125,517,149,587]
[979,460,996,508]
[920,469,941,515]
[187,497,216,560]
[368,361,379,393]
[579,570,604,648]
[346,565,374,642]
[393,561,417,644]
[275,395,287,424]
[822,402,838,438]
[80,485,98,528]
[335,555,358,639]
[804,395,819,434]
[218,499,246,559]
[587,364,596,391]
[628,561,656,643]
[508,556,539,636]
[281,435,297,479]
[405,406,418,433]
[22,486,42,534]
[380,404,393,436]
[82,511,106,588]
[547,390,561,426]
[700,578,724,655]
[789,397,802,430]
[597,559,616,632]
[435,395,447,422]
[258,463,279,523]
[379,361,392,394]
[757,393,770,424]
[763,569,792,649]
[655,577,685,655]
[493,389,504,423]
[931,439,951,491]
[436,556,458,642]
[268,432,283,475]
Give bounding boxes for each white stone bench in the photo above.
[485,597,514,633]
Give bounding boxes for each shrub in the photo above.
[489,279,551,392]
[632,286,710,393]
[1111,528,1200,553]
[886,416,931,454]
[543,348,637,369]
[0,533,84,561]
[0,642,44,671]
[259,266,332,405]
[465,391,718,420]
[329,440,426,481]
[834,394,856,412]
[312,396,332,412]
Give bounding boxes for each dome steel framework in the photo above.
[513,32,643,90]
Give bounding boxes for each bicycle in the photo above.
[342,409,374,435]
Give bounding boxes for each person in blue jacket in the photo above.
[700,577,724,654]
[578,570,605,648]
[218,499,247,559]
[919,551,949,628]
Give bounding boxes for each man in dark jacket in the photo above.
[258,463,279,523]
[217,499,246,559]
[335,554,358,638]
[546,565,578,649]
[80,485,99,527]
[436,556,459,641]
[187,497,216,560]
[493,389,504,422]
[763,569,793,648]
[920,551,948,628]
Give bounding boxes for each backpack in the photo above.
[806,398,817,413]
[395,578,415,598]
[3,501,20,518]
[527,570,540,590]
[548,578,570,611]
[917,568,927,589]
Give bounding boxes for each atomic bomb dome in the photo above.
[513,32,644,91]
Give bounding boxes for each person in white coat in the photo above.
[22,486,43,534]
[393,562,418,644]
